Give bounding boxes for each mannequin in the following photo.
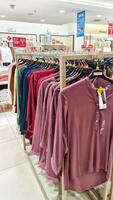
[0,39,13,67]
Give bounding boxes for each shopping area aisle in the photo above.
[0,111,44,200]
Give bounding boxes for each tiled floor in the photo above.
[0,111,44,200]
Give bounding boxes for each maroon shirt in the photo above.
[51,77,113,192]
[31,77,56,154]
[26,69,55,143]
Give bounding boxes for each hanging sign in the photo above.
[108,23,113,37]
[77,11,85,37]
[13,37,26,47]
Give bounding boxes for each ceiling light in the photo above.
[40,19,45,22]
[59,10,65,13]
[0,15,6,18]
[96,14,102,18]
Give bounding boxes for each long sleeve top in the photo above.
[51,77,113,192]
[26,69,55,143]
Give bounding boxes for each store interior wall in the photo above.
[0,20,109,51]
[0,20,66,43]
[63,23,109,51]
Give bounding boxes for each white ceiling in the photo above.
[0,0,113,25]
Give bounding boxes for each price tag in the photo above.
[97,87,107,109]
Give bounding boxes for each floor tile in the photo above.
[5,111,16,118]
[0,112,6,118]
[0,163,44,200]
[0,117,9,126]
[0,124,16,143]
[17,137,31,151]
[9,123,21,138]
[0,139,26,171]
[7,116,17,127]
[6,115,22,138]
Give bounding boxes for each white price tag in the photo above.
[97,87,107,110]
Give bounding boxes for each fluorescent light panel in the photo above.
[59,9,65,13]
[0,15,6,18]
[40,19,45,22]
[96,14,102,18]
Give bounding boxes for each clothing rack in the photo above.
[15,52,113,200]
[15,52,62,62]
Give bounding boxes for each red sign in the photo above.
[108,23,113,36]
[13,37,26,47]
[7,36,12,41]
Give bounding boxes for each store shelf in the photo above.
[39,34,74,52]
[42,44,65,51]
[42,44,64,47]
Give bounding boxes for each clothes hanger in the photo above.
[55,65,78,82]
[66,67,93,85]
[66,60,80,78]
[89,60,113,83]
[66,58,93,85]
[66,68,83,85]
[66,60,84,84]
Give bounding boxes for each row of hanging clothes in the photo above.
[8,54,113,196]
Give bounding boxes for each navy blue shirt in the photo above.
[19,64,41,133]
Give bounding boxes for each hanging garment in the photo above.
[19,65,41,133]
[26,69,56,142]
[32,79,60,181]
[31,77,56,155]
[51,77,113,192]
[38,82,59,166]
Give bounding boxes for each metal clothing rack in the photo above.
[15,52,113,200]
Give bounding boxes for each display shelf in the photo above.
[39,34,74,52]
[42,44,65,51]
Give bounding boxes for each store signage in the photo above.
[7,36,12,41]
[13,37,26,47]
[108,23,113,37]
[77,11,85,37]
[85,24,107,35]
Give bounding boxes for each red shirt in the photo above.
[26,69,55,142]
